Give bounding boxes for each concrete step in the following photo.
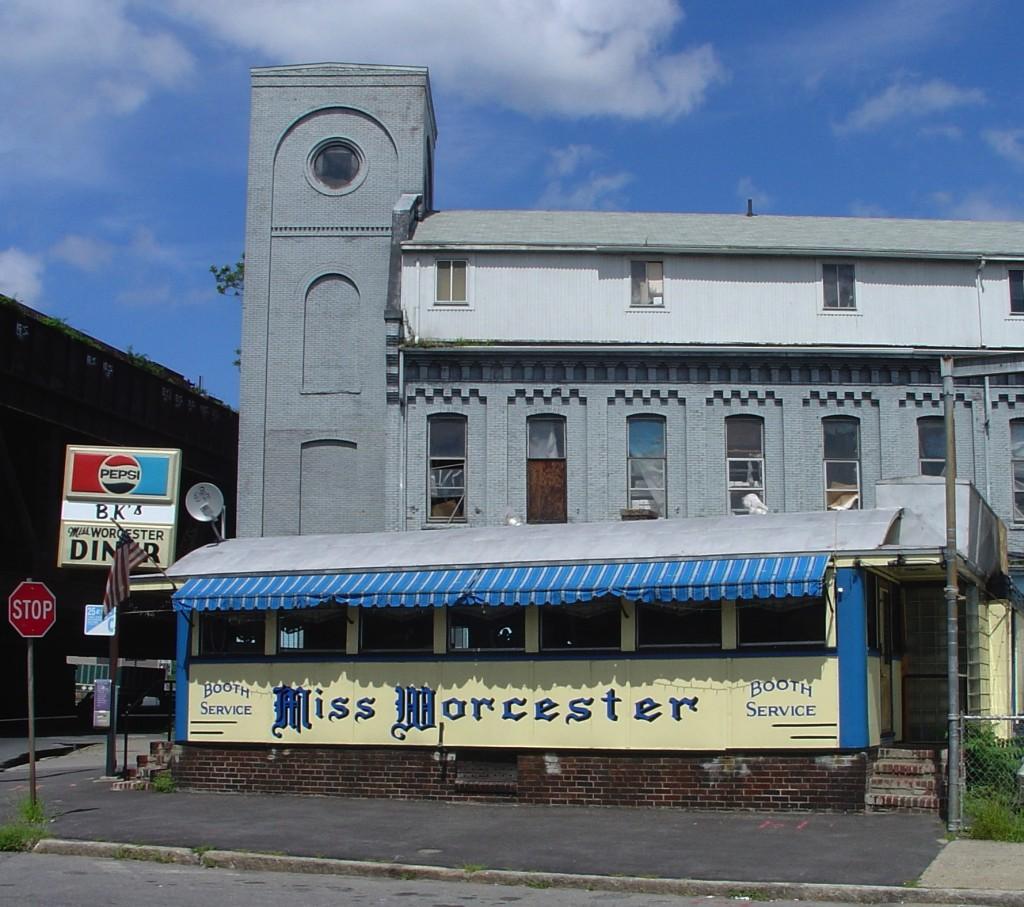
[865,791,940,811]
[111,779,152,792]
[870,759,936,775]
[867,775,938,794]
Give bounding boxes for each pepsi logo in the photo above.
[99,454,142,494]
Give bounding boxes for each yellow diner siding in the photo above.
[264,611,277,656]
[188,655,839,751]
[867,655,881,746]
[620,599,636,652]
[432,608,446,655]
[721,600,737,649]
[525,605,539,653]
[345,606,359,655]
[985,601,1013,717]
[891,657,904,741]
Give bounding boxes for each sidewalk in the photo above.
[2,737,1022,904]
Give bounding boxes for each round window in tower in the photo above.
[309,140,363,193]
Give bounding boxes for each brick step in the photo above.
[870,759,936,775]
[868,776,939,794]
[876,747,938,760]
[111,779,152,792]
[865,791,940,811]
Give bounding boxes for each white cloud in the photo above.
[537,145,632,209]
[50,234,113,272]
[984,129,1024,167]
[836,78,984,134]
[764,0,968,85]
[849,200,889,218]
[170,0,723,120]
[0,0,194,185]
[929,190,1024,222]
[0,247,44,304]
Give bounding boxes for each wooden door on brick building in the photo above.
[527,416,567,523]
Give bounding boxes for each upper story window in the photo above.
[822,263,856,310]
[726,415,766,514]
[435,259,468,304]
[198,612,265,656]
[448,605,525,652]
[428,414,467,522]
[627,415,666,516]
[527,415,567,523]
[1011,420,1024,521]
[540,598,620,651]
[630,260,664,307]
[737,597,826,648]
[823,416,861,511]
[307,139,366,196]
[1010,269,1024,315]
[918,416,945,476]
[278,606,348,654]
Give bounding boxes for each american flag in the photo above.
[103,532,149,614]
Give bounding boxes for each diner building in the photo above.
[163,63,1024,808]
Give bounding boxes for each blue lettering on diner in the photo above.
[744,678,817,721]
[265,684,702,740]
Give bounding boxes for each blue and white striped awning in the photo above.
[172,555,829,612]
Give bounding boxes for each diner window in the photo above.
[630,260,664,306]
[822,263,856,310]
[540,598,621,651]
[636,601,721,649]
[627,415,666,515]
[199,612,265,656]
[360,608,434,652]
[527,415,567,523]
[918,416,945,476]
[1012,420,1024,521]
[428,414,467,522]
[736,597,826,647]
[823,416,861,510]
[435,259,467,304]
[277,606,348,653]
[726,415,766,514]
[1010,269,1024,315]
[448,606,525,652]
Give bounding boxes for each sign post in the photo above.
[8,580,57,807]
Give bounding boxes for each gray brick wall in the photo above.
[238,65,434,537]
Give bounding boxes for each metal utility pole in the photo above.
[940,356,960,833]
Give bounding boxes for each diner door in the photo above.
[527,415,567,523]
[901,584,948,742]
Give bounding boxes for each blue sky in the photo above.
[2,0,1022,407]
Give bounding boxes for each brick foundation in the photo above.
[173,744,868,811]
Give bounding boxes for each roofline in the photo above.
[402,242,1017,261]
[400,342,1002,359]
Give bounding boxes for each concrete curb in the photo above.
[35,838,198,865]
[33,839,1024,906]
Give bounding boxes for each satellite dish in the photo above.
[185,483,224,522]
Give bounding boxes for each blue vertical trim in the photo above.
[836,567,868,749]
[174,611,190,742]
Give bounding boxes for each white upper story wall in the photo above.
[401,211,1024,349]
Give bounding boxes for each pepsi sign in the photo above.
[63,446,181,503]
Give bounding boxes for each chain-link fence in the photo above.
[959,716,1024,832]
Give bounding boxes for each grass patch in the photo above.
[461,863,485,874]
[0,797,49,852]
[151,773,177,793]
[524,880,551,890]
[965,794,1024,843]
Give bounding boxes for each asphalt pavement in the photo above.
[0,735,1021,904]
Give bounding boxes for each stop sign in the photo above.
[8,581,57,638]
